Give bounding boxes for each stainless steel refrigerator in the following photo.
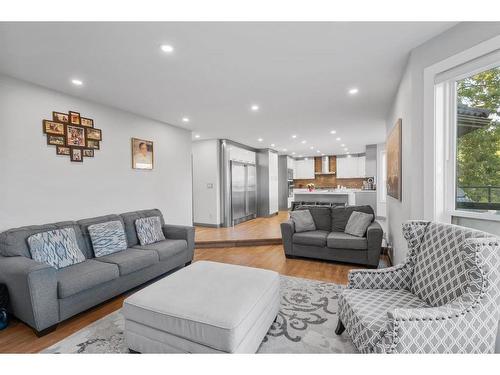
[231,161,257,225]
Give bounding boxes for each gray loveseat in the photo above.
[280,205,383,267]
[0,209,195,336]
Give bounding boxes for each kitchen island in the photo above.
[293,188,356,206]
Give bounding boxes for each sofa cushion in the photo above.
[0,221,89,258]
[338,288,429,351]
[134,239,187,261]
[27,228,86,269]
[57,259,119,298]
[326,232,368,250]
[331,205,374,232]
[292,230,329,247]
[120,209,165,247]
[135,216,166,246]
[290,210,316,233]
[78,214,126,257]
[294,206,331,231]
[95,248,159,276]
[88,220,128,257]
[345,211,374,237]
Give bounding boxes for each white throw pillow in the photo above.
[344,211,373,237]
[135,216,166,245]
[28,228,85,269]
[88,220,128,257]
[290,210,317,233]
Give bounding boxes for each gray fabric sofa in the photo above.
[0,209,195,336]
[280,205,383,267]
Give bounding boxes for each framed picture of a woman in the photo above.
[131,138,154,170]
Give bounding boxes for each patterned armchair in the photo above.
[335,220,500,353]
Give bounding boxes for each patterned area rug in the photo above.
[42,276,356,354]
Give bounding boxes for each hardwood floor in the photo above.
[195,211,288,247]
[0,244,373,354]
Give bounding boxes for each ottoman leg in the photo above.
[185,261,192,266]
[335,320,345,335]
[129,348,140,354]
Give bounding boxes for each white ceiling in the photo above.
[0,22,455,156]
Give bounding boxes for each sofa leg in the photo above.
[185,261,192,266]
[129,348,140,354]
[34,324,58,337]
[335,320,345,335]
[285,254,295,259]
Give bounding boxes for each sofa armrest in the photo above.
[0,255,58,332]
[365,221,384,267]
[348,263,412,290]
[280,220,295,256]
[162,224,195,262]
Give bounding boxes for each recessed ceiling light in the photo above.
[304,157,308,160]
[336,137,341,141]
[182,117,190,123]
[270,143,275,147]
[161,44,174,53]
[301,140,306,144]
[330,130,336,134]
[292,152,296,155]
[298,154,303,157]
[347,154,352,158]
[309,146,314,150]
[194,134,200,138]
[316,150,321,153]
[348,88,359,95]
[251,104,259,111]
[292,135,297,139]
[257,138,263,142]
[344,148,348,151]
[282,148,287,152]
[341,144,345,147]
[71,79,83,86]
[321,153,325,156]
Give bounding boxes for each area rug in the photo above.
[42,275,356,354]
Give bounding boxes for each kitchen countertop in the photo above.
[293,188,359,195]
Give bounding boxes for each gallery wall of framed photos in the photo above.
[42,110,102,162]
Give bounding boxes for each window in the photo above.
[455,65,500,213]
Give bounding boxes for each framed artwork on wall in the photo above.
[42,110,102,162]
[52,111,69,123]
[70,147,83,162]
[80,117,94,127]
[131,138,154,170]
[66,125,86,147]
[69,111,81,125]
[43,120,65,135]
[56,146,71,155]
[47,135,65,146]
[387,118,402,201]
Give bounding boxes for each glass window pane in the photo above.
[455,65,500,213]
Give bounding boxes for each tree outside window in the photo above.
[456,66,500,212]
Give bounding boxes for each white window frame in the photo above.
[423,35,500,223]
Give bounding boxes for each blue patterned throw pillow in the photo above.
[28,228,86,269]
[135,216,166,246]
[88,220,128,257]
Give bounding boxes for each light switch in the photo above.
[207,183,214,189]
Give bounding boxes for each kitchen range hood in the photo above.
[315,156,336,175]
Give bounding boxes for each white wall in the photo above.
[0,74,193,230]
[192,139,221,225]
[385,22,500,264]
[376,142,386,218]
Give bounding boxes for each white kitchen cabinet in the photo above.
[229,146,256,164]
[294,158,315,179]
[357,156,366,178]
[336,155,366,178]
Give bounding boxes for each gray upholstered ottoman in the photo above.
[122,261,280,353]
